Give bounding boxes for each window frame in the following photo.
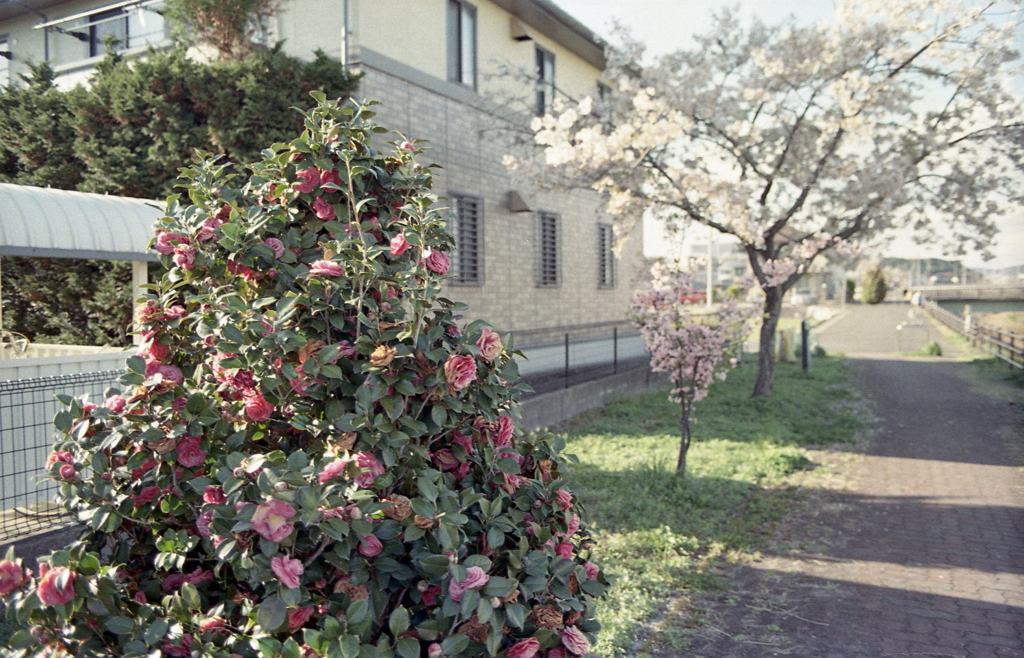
[447,0,478,91]
[534,45,555,117]
[88,7,129,57]
[597,223,616,289]
[536,211,561,288]
[448,192,484,286]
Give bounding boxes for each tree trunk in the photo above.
[753,286,784,397]
[677,398,691,475]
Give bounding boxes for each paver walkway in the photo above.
[682,303,1024,658]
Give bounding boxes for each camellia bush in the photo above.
[0,97,606,658]
[630,263,755,475]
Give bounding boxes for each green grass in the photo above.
[556,358,867,656]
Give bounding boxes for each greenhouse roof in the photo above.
[0,183,161,261]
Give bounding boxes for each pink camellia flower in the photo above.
[401,141,415,151]
[476,327,502,361]
[452,431,474,454]
[199,617,227,633]
[583,562,599,580]
[197,511,213,538]
[547,649,566,658]
[294,167,321,194]
[0,560,27,596]
[559,627,590,656]
[264,238,286,259]
[562,514,580,538]
[336,340,357,359]
[59,464,76,480]
[164,305,187,320]
[161,573,188,591]
[424,249,450,275]
[175,436,206,468]
[251,499,296,543]
[104,395,126,413]
[134,486,161,507]
[172,245,196,270]
[432,449,458,472]
[244,390,273,422]
[309,260,344,278]
[203,485,226,504]
[288,606,315,630]
[45,451,74,469]
[271,556,304,589]
[421,586,442,607]
[448,566,489,602]
[313,197,336,220]
[358,535,383,557]
[506,638,541,658]
[162,634,193,658]
[318,458,350,484]
[555,541,574,560]
[555,489,573,512]
[444,354,477,391]
[389,232,410,256]
[143,340,170,361]
[37,566,76,606]
[493,416,514,446]
[154,232,189,255]
[147,362,183,386]
[353,452,384,488]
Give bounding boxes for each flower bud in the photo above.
[345,505,362,520]
[427,643,443,658]
[101,473,112,482]
[416,580,429,592]
[273,482,289,492]
[491,597,502,608]
[233,467,246,478]
[446,552,457,563]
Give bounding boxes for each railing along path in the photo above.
[923,301,1024,370]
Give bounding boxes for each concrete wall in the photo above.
[520,365,667,431]
[0,350,127,380]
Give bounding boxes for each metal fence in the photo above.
[0,370,121,542]
[923,301,1024,370]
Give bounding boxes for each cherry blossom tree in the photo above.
[630,263,755,475]
[519,0,1024,396]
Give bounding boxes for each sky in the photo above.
[551,0,1024,269]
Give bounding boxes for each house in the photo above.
[0,0,645,339]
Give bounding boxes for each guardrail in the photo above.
[923,301,1024,370]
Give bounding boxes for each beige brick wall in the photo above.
[356,65,646,336]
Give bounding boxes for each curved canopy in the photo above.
[0,183,162,261]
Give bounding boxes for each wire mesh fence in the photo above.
[0,370,121,543]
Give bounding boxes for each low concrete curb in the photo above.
[520,364,666,431]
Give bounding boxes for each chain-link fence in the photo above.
[0,371,120,542]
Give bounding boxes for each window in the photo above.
[535,46,555,116]
[88,5,167,58]
[447,0,477,89]
[598,223,616,288]
[536,211,560,287]
[0,36,9,88]
[450,194,483,285]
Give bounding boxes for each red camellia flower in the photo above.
[313,197,336,220]
[263,237,286,258]
[288,606,315,630]
[175,436,206,468]
[135,486,161,507]
[506,638,541,658]
[0,559,27,596]
[172,245,196,270]
[444,354,477,391]
[353,452,385,488]
[448,566,489,602]
[243,390,273,422]
[294,167,321,194]
[559,627,590,656]
[37,565,76,606]
[203,485,226,504]
[424,249,450,275]
[59,464,77,480]
[358,535,383,557]
[154,231,189,255]
[309,260,344,278]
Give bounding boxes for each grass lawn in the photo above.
[556,357,867,656]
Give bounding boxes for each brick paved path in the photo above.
[681,303,1024,658]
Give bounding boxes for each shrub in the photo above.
[861,268,887,304]
[0,99,606,658]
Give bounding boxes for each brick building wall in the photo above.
[356,63,646,336]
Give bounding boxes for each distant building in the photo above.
[0,0,644,336]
